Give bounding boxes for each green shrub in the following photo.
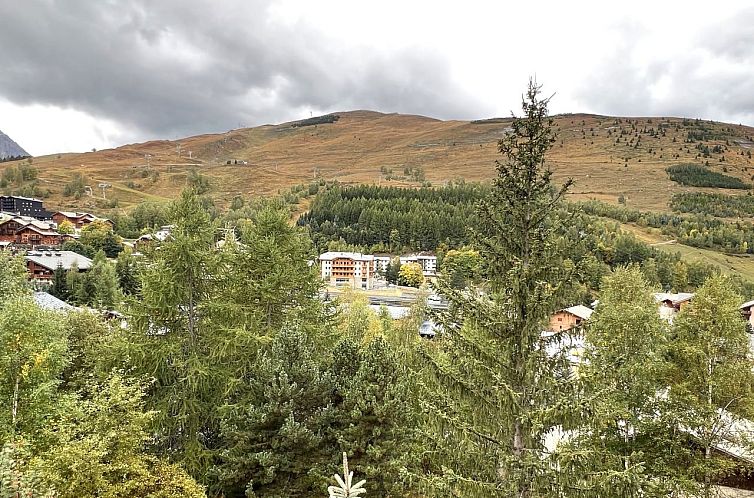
[665,164,749,189]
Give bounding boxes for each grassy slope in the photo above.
[619,222,754,281]
[4,111,753,213]
[7,110,754,280]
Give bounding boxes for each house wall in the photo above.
[399,255,437,276]
[16,228,61,246]
[548,311,583,332]
[0,223,19,241]
[26,261,54,280]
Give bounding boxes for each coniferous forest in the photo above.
[3,81,754,497]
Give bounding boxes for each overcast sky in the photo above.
[1,0,753,156]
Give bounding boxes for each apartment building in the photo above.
[399,253,437,276]
[319,251,376,289]
[0,195,49,219]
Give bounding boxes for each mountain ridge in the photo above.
[2,110,753,212]
[0,129,30,160]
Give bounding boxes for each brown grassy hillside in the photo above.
[4,111,754,211]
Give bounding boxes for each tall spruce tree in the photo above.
[50,264,69,302]
[426,80,573,496]
[87,251,120,309]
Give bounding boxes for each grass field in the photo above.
[618,222,754,281]
[3,111,754,214]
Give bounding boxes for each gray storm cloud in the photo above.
[0,0,486,140]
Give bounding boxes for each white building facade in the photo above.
[319,251,376,290]
[399,253,437,276]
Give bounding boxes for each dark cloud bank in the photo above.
[0,0,485,142]
[2,1,754,146]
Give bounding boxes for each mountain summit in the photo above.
[0,129,30,160]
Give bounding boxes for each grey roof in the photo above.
[25,251,93,271]
[653,292,694,305]
[563,305,594,320]
[33,291,73,311]
[741,299,754,310]
[319,251,374,261]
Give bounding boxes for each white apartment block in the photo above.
[373,255,392,273]
[319,252,376,290]
[399,253,438,276]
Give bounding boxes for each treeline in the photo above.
[579,200,754,255]
[291,113,339,127]
[670,191,754,218]
[298,183,743,296]
[298,183,487,252]
[666,163,750,189]
[0,154,30,163]
[552,208,747,299]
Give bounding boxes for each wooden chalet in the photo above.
[16,223,62,246]
[548,305,594,332]
[24,251,92,281]
[0,217,26,242]
[52,211,113,229]
[0,215,62,247]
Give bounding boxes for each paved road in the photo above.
[320,290,448,310]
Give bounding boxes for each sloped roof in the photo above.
[653,292,694,305]
[19,223,59,236]
[563,305,594,320]
[33,291,73,311]
[741,299,754,310]
[25,251,93,271]
[319,251,374,261]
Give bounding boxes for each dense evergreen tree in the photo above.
[87,251,121,308]
[425,80,575,495]
[219,327,335,497]
[50,264,69,301]
[330,336,417,497]
[115,250,141,296]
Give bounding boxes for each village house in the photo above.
[134,225,174,250]
[0,215,25,242]
[24,250,93,281]
[319,251,376,290]
[0,214,63,247]
[15,222,62,246]
[740,300,754,332]
[654,292,694,322]
[548,305,594,332]
[399,253,438,276]
[52,211,113,229]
